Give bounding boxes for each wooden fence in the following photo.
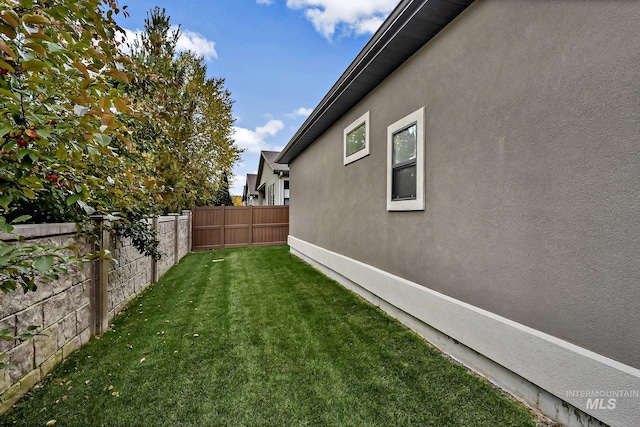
[192,205,289,250]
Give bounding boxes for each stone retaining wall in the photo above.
[155,216,176,279]
[107,225,153,319]
[177,216,190,260]
[0,211,192,413]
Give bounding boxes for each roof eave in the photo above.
[276,0,474,165]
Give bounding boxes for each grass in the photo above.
[1,246,537,426]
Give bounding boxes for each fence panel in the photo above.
[192,205,289,250]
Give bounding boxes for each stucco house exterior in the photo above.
[276,1,640,426]
[256,150,290,206]
[242,173,259,206]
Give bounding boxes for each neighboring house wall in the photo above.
[243,174,259,206]
[244,195,258,206]
[258,166,289,206]
[274,178,289,206]
[287,1,640,426]
[257,151,290,206]
[257,163,273,205]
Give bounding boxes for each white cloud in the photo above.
[285,107,313,119]
[256,0,274,4]
[355,16,386,35]
[229,173,245,197]
[117,28,139,54]
[257,119,285,136]
[232,174,244,188]
[118,27,218,60]
[176,29,218,60]
[233,119,285,153]
[286,0,396,39]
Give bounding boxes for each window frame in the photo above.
[343,111,370,165]
[386,107,425,211]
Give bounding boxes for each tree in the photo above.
[0,3,241,297]
[0,0,135,292]
[212,173,233,206]
[126,8,241,213]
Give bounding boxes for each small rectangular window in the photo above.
[387,107,425,211]
[346,123,366,156]
[344,111,370,165]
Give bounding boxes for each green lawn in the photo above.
[1,246,537,426]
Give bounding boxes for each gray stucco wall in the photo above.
[290,0,640,369]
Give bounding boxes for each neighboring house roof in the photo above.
[256,150,289,190]
[262,151,290,174]
[243,174,258,201]
[276,0,474,164]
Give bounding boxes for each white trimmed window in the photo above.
[343,111,370,165]
[283,180,290,205]
[387,107,425,211]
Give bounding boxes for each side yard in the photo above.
[0,246,540,426]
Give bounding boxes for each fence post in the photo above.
[221,205,225,249]
[171,213,179,266]
[188,210,192,252]
[151,216,158,284]
[182,209,192,253]
[90,215,110,336]
[249,206,253,247]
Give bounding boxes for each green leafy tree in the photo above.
[127,8,241,212]
[0,0,134,293]
[212,172,234,206]
[1,2,240,298]
[0,0,163,370]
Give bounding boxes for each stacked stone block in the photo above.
[0,212,192,413]
[155,217,177,278]
[108,234,152,319]
[178,215,191,260]
[0,224,92,413]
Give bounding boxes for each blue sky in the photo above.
[115,0,398,195]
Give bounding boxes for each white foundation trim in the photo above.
[289,235,640,427]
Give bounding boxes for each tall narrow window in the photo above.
[387,107,425,211]
[268,183,275,206]
[344,111,370,165]
[391,124,417,200]
[283,180,290,205]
